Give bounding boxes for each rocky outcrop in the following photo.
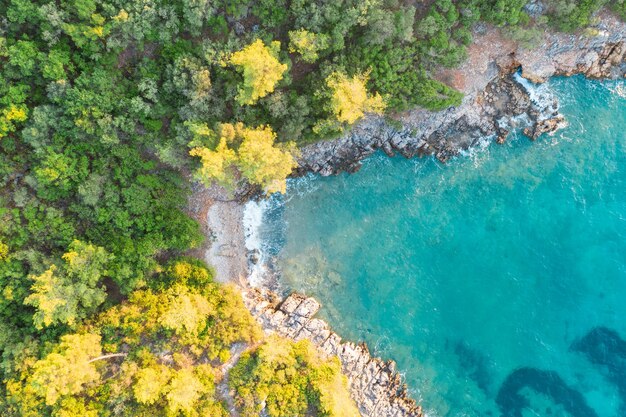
[294,72,563,175]
[243,289,423,417]
[295,12,626,177]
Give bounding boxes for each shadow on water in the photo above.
[571,327,626,414]
[451,340,494,396]
[496,368,599,417]
[496,327,626,417]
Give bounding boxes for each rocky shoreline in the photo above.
[295,11,626,177]
[192,11,626,417]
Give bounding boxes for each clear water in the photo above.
[258,76,626,417]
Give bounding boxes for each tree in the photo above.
[189,123,297,194]
[230,39,288,105]
[160,284,214,336]
[27,333,102,405]
[547,0,605,31]
[235,124,298,194]
[133,365,172,405]
[288,29,330,63]
[0,240,8,260]
[326,71,385,125]
[189,139,238,189]
[229,336,358,417]
[165,367,207,414]
[0,99,29,139]
[8,40,39,77]
[53,397,99,417]
[24,240,112,328]
[480,0,528,26]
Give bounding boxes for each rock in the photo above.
[216,243,237,258]
[233,21,245,35]
[496,129,509,144]
[248,249,260,265]
[524,115,565,140]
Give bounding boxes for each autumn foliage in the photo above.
[190,123,297,194]
[327,71,386,125]
[230,39,288,105]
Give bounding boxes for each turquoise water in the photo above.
[259,76,626,417]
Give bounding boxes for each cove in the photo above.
[257,76,626,417]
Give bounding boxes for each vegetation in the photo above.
[189,122,297,194]
[230,335,359,417]
[230,40,288,105]
[4,259,356,416]
[0,0,623,415]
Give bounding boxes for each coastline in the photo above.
[296,11,626,177]
[187,13,626,417]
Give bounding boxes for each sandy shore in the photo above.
[186,181,250,285]
[206,201,249,284]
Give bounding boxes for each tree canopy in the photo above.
[190,123,297,194]
[230,39,288,105]
[326,71,386,125]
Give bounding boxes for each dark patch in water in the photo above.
[571,327,626,412]
[453,340,493,395]
[496,367,599,417]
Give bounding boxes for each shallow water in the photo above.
[258,76,626,417]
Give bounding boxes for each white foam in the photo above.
[513,71,558,118]
[243,199,269,287]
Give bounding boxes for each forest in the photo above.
[1,0,625,416]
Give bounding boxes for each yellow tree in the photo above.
[160,284,214,337]
[27,333,103,405]
[235,124,298,194]
[133,365,172,405]
[165,367,207,414]
[24,240,111,329]
[326,71,386,124]
[0,104,28,139]
[230,39,287,105]
[189,123,297,194]
[0,240,8,260]
[189,139,237,189]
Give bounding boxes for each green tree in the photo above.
[547,0,605,31]
[24,241,112,329]
[8,40,39,77]
[288,29,330,63]
[480,0,528,26]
